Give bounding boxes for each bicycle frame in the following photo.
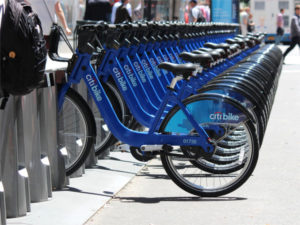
[94,38,261,128]
[58,51,215,153]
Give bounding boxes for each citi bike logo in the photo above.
[86,74,102,102]
[124,64,137,87]
[209,112,239,121]
[133,61,147,83]
[112,67,128,91]
[149,58,161,77]
[141,59,154,79]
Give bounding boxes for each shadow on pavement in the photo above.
[108,156,145,166]
[89,165,138,175]
[115,196,247,204]
[56,186,114,198]
[137,172,170,179]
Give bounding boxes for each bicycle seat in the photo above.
[197,47,213,52]
[247,36,260,45]
[158,62,198,78]
[229,44,240,53]
[218,43,231,51]
[212,48,227,58]
[196,49,221,62]
[204,42,230,52]
[226,38,245,49]
[236,34,246,39]
[179,52,213,68]
[241,37,255,48]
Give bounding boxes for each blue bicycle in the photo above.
[51,24,259,197]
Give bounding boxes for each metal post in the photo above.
[0,97,28,218]
[15,97,31,213]
[38,78,66,190]
[0,181,5,225]
[21,91,49,202]
[1,1,10,222]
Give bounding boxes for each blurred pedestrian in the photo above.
[188,0,205,23]
[240,7,249,35]
[27,0,71,36]
[203,0,211,22]
[84,0,112,22]
[111,0,132,23]
[275,8,285,45]
[247,13,255,32]
[283,5,300,60]
[114,0,132,24]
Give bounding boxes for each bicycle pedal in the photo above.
[141,145,164,152]
[116,144,130,153]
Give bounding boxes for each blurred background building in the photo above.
[60,0,211,30]
[59,0,300,44]
[244,0,299,43]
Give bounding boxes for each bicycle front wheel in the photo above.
[58,87,95,176]
[159,94,259,197]
[91,81,128,155]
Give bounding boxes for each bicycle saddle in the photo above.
[204,42,230,52]
[158,62,198,78]
[179,52,213,68]
[229,44,240,54]
[196,48,221,62]
[236,34,246,39]
[212,48,227,58]
[197,47,213,52]
[247,36,260,45]
[226,38,245,49]
[241,37,255,48]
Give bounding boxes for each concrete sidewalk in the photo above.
[85,46,300,225]
[7,152,146,225]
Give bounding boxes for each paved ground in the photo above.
[7,152,145,225]
[85,45,300,225]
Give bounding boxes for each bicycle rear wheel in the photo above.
[159,94,259,197]
[58,87,95,176]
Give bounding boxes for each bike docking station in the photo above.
[0,62,67,223]
[0,20,284,224]
[38,70,66,190]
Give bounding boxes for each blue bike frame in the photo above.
[58,51,215,152]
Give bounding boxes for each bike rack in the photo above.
[20,90,50,202]
[0,76,68,218]
[0,181,5,225]
[38,72,66,190]
[0,97,29,218]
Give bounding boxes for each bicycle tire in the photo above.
[159,94,259,197]
[58,87,95,176]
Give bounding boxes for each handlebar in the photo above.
[48,23,74,62]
